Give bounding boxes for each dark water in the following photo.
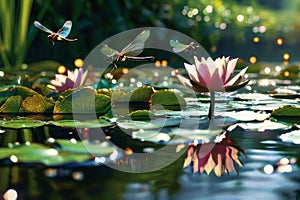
[0,121,299,200]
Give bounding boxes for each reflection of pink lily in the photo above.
[51,68,88,92]
[176,56,249,118]
[184,136,244,177]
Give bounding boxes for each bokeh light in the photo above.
[249,56,257,64]
[276,38,284,45]
[161,60,168,67]
[57,65,67,74]
[237,14,244,22]
[283,53,290,60]
[3,189,18,200]
[253,37,260,43]
[74,58,84,68]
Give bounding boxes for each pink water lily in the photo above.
[184,135,244,177]
[176,56,249,92]
[51,68,88,92]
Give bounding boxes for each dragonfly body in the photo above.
[169,39,199,53]
[101,30,154,68]
[34,20,77,45]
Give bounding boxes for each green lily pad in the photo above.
[55,139,116,156]
[0,119,45,129]
[151,90,186,111]
[50,119,113,128]
[0,96,22,113]
[279,130,300,144]
[130,110,155,121]
[0,89,15,107]
[272,105,300,117]
[132,130,171,143]
[14,86,39,99]
[22,94,54,112]
[0,143,91,166]
[130,86,154,103]
[54,87,111,114]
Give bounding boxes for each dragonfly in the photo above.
[34,20,77,45]
[101,29,154,68]
[169,39,199,53]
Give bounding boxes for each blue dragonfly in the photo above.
[34,20,77,45]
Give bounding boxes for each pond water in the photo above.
[0,74,300,200]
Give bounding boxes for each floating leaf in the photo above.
[117,118,181,130]
[54,87,111,114]
[0,89,15,107]
[226,110,270,121]
[0,143,91,166]
[0,119,45,129]
[130,110,155,121]
[55,139,116,156]
[132,130,171,143]
[0,96,22,112]
[236,120,290,131]
[151,90,186,111]
[279,130,300,144]
[130,86,154,102]
[272,105,300,117]
[50,119,113,128]
[22,94,54,112]
[14,86,38,98]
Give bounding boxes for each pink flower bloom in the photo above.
[184,135,244,177]
[51,68,88,92]
[177,56,249,92]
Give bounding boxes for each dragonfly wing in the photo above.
[100,44,119,56]
[121,29,150,56]
[34,21,54,34]
[169,39,188,53]
[57,21,72,38]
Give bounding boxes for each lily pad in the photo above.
[132,130,171,143]
[0,143,91,166]
[151,90,186,111]
[22,94,54,112]
[54,87,111,114]
[50,119,113,128]
[0,119,45,129]
[130,110,155,121]
[279,130,300,144]
[226,110,270,121]
[55,139,116,156]
[271,105,300,117]
[130,86,154,102]
[0,96,22,113]
[235,120,290,131]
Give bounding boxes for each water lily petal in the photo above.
[194,57,211,88]
[209,68,225,91]
[184,63,199,83]
[225,79,250,92]
[73,68,83,88]
[225,58,238,83]
[225,66,248,86]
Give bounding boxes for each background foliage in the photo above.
[1,0,300,70]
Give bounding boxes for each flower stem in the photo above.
[208,91,215,119]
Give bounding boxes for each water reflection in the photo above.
[184,134,244,177]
